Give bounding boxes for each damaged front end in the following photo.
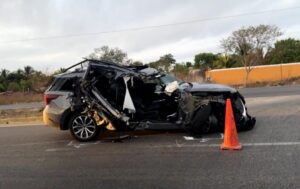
[180,83,256,134]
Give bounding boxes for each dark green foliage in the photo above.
[194,53,217,69]
[148,54,176,72]
[24,66,34,78]
[87,45,128,64]
[173,63,189,75]
[0,66,51,92]
[7,82,21,92]
[212,54,242,69]
[53,68,66,75]
[186,62,192,67]
[0,83,6,92]
[130,61,143,66]
[265,38,300,64]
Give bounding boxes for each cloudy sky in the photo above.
[0,0,300,72]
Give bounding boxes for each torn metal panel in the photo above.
[123,76,136,113]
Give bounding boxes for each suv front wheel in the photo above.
[69,112,101,142]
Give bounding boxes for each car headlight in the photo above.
[241,99,247,118]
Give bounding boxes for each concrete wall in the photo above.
[205,62,300,85]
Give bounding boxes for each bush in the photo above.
[0,83,6,92]
[7,82,21,92]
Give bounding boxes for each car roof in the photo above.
[55,59,159,78]
[55,71,84,78]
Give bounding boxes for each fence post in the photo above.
[280,64,283,82]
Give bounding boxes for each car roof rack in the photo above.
[63,59,89,73]
[62,58,149,74]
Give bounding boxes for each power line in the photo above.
[1,6,300,44]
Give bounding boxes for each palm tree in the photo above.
[1,69,9,78]
[24,66,34,78]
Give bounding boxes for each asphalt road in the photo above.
[0,85,299,189]
[239,84,300,98]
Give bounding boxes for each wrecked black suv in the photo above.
[43,59,255,142]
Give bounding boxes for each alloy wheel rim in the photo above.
[72,115,96,139]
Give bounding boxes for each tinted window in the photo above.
[47,77,73,92]
[60,79,74,91]
[47,78,64,91]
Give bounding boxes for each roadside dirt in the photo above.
[0,108,43,125]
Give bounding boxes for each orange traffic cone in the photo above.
[220,98,242,150]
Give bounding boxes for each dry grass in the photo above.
[0,108,43,124]
[231,77,300,88]
[0,92,43,105]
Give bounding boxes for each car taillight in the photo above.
[44,94,60,105]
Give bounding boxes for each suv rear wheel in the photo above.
[69,112,101,142]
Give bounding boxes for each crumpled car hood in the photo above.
[189,83,237,93]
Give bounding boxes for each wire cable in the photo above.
[1,6,300,44]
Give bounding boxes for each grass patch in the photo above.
[0,108,43,124]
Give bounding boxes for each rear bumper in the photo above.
[43,106,61,128]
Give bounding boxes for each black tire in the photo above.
[238,115,256,131]
[69,112,102,142]
[187,103,212,136]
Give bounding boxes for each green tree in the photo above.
[24,66,34,78]
[212,54,230,69]
[53,68,66,75]
[265,38,300,64]
[211,54,241,69]
[173,63,189,79]
[20,79,32,91]
[0,83,5,92]
[28,71,49,92]
[1,69,9,78]
[87,45,128,64]
[0,69,9,91]
[149,54,176,72]
[221,24,282,86]
[185,62,192,67]
[130,61,143,66]
[6,70,25,83]
[7,82,21,92]
[194,53,217,69]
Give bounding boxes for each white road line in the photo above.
[46,148,58,152]
[183,133,224,142]
[243,142,300,146]
[45,148,71,152]
[0,140,69,147]
[152,141,300,148]
[1,139,300,149]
